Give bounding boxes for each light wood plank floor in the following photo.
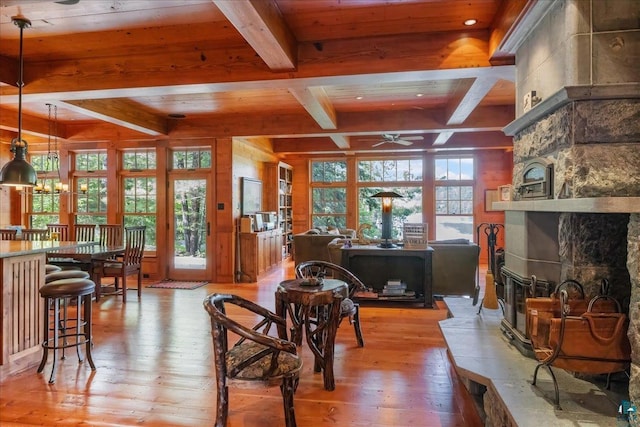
[0,259,483,427]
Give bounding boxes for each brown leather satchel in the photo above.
[525,279,630,374]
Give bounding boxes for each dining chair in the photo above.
[0,229,18,240]
[74,224,97,242]
[295,260,367,347]
[46,224,69,241]
[98,224,124,246]
[21,229,50,241]
[203,293,302,427]
[93,226,145,303]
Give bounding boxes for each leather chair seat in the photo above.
[40,278,96,298]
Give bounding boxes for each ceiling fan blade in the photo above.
[395,139,413,146]
[371,141,387,147]
[403,136,424,141]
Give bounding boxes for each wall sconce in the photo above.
[0,16,37,188]
[371,191,403,248]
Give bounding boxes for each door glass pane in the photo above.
[173,179,207,270]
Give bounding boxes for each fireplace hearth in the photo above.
[500,266,552,357]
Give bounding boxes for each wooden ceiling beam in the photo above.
[0,30,499,96]
[212,0,297,71]
[0,107,52,139]
[273,131,512,154]
[60,99,168,136]
[288,86,337,130]
[161,105,513,140]
[0,56,18,87]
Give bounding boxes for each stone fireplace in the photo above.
[491,0,640,408]
[499,89,640,401]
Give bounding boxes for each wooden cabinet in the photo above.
[238,230,282,282]
[341,245,434,307]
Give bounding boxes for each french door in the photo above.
[167,174,212,281]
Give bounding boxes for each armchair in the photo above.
[295,260,366,347]
[203,293,302,427]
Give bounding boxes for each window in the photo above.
[357,158,423,240]
[310,160,347,228]
[74,151,108,225]
[75,177,107,225]
[434,157,474,240]
[172,148,211,169]
[28,153,61,228]
[76,152,107,171]
[122,150,157,250]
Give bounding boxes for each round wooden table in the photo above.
[275,278,346,391]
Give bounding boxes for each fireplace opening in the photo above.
[500,266,553,357]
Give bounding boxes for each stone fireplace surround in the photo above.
[497,83,640,411]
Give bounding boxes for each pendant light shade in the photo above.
[0,139,37,186]
[0,15,37,188]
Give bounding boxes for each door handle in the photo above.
[207,222,211,236]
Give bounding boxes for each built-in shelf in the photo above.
[494,197,640,213]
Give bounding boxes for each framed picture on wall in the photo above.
[484,189,501,212]
[241,177,263,216]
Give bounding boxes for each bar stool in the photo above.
[45,264,62,274]
[37,278,96,384]
[45,270,90,284]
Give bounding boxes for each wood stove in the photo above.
[500,266,553,357]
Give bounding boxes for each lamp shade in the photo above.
[371,191,403,199]
[0,140,37,187]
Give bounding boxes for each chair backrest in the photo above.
[123,226,146,266]
[99,224,124,246]
[0,229,18,240]
[203,293,298,381]
[295,260,367,299]
[46,224,69,241]
[74,224,97,242]
[21,229,50,241]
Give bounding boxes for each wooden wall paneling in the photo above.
[215,138,234,283]
[154,142,169,280]
[474,150,512,263]
[344,157,358,230]
[106,144,119,224]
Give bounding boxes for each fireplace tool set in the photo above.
[475,222,504,312]
[525,278,630,409]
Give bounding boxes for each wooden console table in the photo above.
[341,245,433,308]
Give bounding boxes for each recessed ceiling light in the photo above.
[356,96,363,100]
[416,93,424,97]
[464,19,477,26]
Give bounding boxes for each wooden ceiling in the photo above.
[0,0,534,156]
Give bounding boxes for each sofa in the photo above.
[292,227,356,264]
[429,239,480,297]
[328,237,480,297]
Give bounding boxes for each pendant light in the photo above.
[0,15,37,187]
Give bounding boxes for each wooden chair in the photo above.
[74,224,97,242]
[21,229,50,241]
[98,224,124,246]
[295,260,366,347]
[203,293,302,427]
[93,226,145,303]
[0,229,18,240]
[46,224,69,241]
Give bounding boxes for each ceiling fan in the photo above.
[371,134,423,147]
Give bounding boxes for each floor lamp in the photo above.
[371,191,403,248]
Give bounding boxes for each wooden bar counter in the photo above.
[0,240,88,380]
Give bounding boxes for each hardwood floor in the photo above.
[0,259,483,427]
